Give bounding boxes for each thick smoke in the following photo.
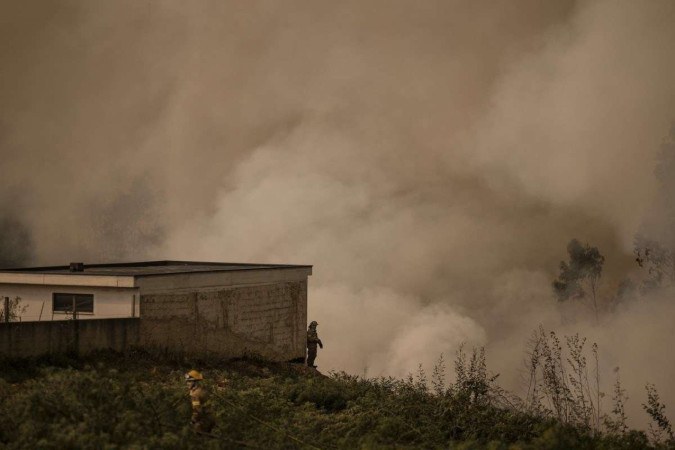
[2,0,675,428]
[0,216,33,268]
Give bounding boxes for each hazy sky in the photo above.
[2,0,675,427]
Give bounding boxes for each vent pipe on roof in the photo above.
[69,262,84,272]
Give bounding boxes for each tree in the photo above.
[552,239,605,321]
[634,236,674,292]
[633,126,675,291]
[0,296,27,322]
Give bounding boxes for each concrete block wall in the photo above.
[0,318,140,358]
[139,280,307,360]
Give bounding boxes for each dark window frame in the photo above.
[52,293,94,314]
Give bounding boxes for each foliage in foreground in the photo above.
[0,348,670,450]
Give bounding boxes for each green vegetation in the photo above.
[552,239,605,321]
[0,296,26,323]
[0,346,671,449]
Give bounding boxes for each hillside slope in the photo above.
[0,350,662,449]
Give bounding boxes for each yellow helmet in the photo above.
[185,369,204,381]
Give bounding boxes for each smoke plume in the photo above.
[2,0,675,427]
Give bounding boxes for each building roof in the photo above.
[0,260,313,278]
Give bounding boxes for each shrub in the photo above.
[0,346,667,449]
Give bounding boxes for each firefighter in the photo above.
[185,369,215,434]
[306,321,323,368]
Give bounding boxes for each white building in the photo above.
[0,261,312,360]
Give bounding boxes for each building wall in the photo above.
[139,280,308,361]
[135,267,312,293]
[0,318,140,357]
[0,284,139,322]
[0,267,312,360]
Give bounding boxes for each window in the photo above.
[53,293,94,314]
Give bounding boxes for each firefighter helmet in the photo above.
[185,370,204,381]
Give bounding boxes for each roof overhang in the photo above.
[0,273,136,288]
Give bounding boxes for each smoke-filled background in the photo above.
[2,0,675,428]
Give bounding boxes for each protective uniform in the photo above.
[185,370,215,433]
[306,321,323,368]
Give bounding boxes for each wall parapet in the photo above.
[0,318,140,358]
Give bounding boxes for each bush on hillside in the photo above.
[0,342,671,449]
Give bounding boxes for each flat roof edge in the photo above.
[1,260,313,272]
[132,265,313,278]
[0,273,136,288]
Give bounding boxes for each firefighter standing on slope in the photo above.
[185,369,215,434]
[306,320,323,368]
